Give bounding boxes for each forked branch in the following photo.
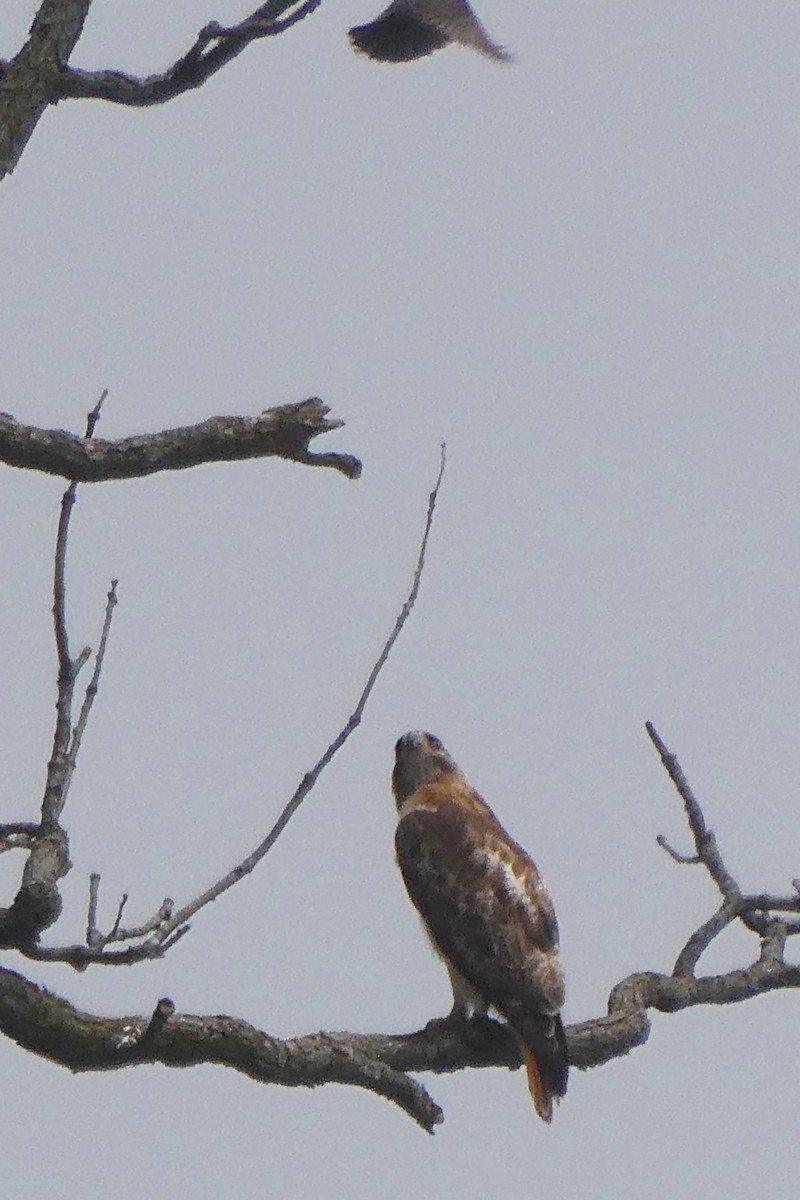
[648,722,800,944]
[0,1,321,179]
[60,1,323,107]
[16,447,447,967]
[0,393,117,947]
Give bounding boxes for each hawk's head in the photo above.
[392,730,461,807]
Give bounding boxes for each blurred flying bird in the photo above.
[349,0,512,63]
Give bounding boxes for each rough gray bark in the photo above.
[0,401,361,482]
[0,1,320,180]
[0,0,92,177]
[1,933,797,1133]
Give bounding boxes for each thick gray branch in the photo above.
[0,401,361,483]
[2,941,798,1132]
[0,832,68,947]
[0,966,442,1131]
[0,0,93,178]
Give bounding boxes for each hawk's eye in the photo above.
[425,733,443,750]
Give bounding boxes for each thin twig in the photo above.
[52,492,74,671]
[646,721,741,902]
[86,873,130,949]
[25,925,190,969]
[648,723,800,965]
[0,394,114,947]
[86,874,101,946]
[150,445,447,944]
[73,646,92,675]
[655,834,700,865]
[107,895,128,941]
[68,580,118,770]
[206,0,320,40]
[81,866,173,955]
[42,396,118,829]
[41,483,78,829]
[85,389,108,438]
[111,899,174,943]
[43,394,111,829]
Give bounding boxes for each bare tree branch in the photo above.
[2,934,799,1133]
[648,721,742,901]
[60,1,323,107]
[86,882,174,954]
[0,400,361,483]
[1,386,358,956]
[44,484,79,828]
[3,711,800,1126]
[49,488,75,795]
[647,721,800,944]
[0,2,321,180]
[113,898,174,942]
[0,396,118,947]
[0,0,93,179]
[84,387,108,438]
[655,833,700,865]
[742,893,800,915]
[85,874,101,947]
[68,580,118,772]
[149,444,447,945]
[0,964,444,1131]
[0,481,81,946]
[23,926,190,970]
[671,902,738,978]
[13,447,447,966]
[45,398,119,829]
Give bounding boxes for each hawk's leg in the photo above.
[421,960,498,1047]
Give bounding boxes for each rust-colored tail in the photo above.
[518,1013,569,1123]
[522,1044,557,1123]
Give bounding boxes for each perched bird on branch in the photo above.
[392,731,568,1122]
[349,0,511,63]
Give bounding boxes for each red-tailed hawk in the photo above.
[392,730,567,1122]
[349,0,511,63]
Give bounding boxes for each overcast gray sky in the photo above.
[2,1,799,1196]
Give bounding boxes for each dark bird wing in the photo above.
[350,8,450,61]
